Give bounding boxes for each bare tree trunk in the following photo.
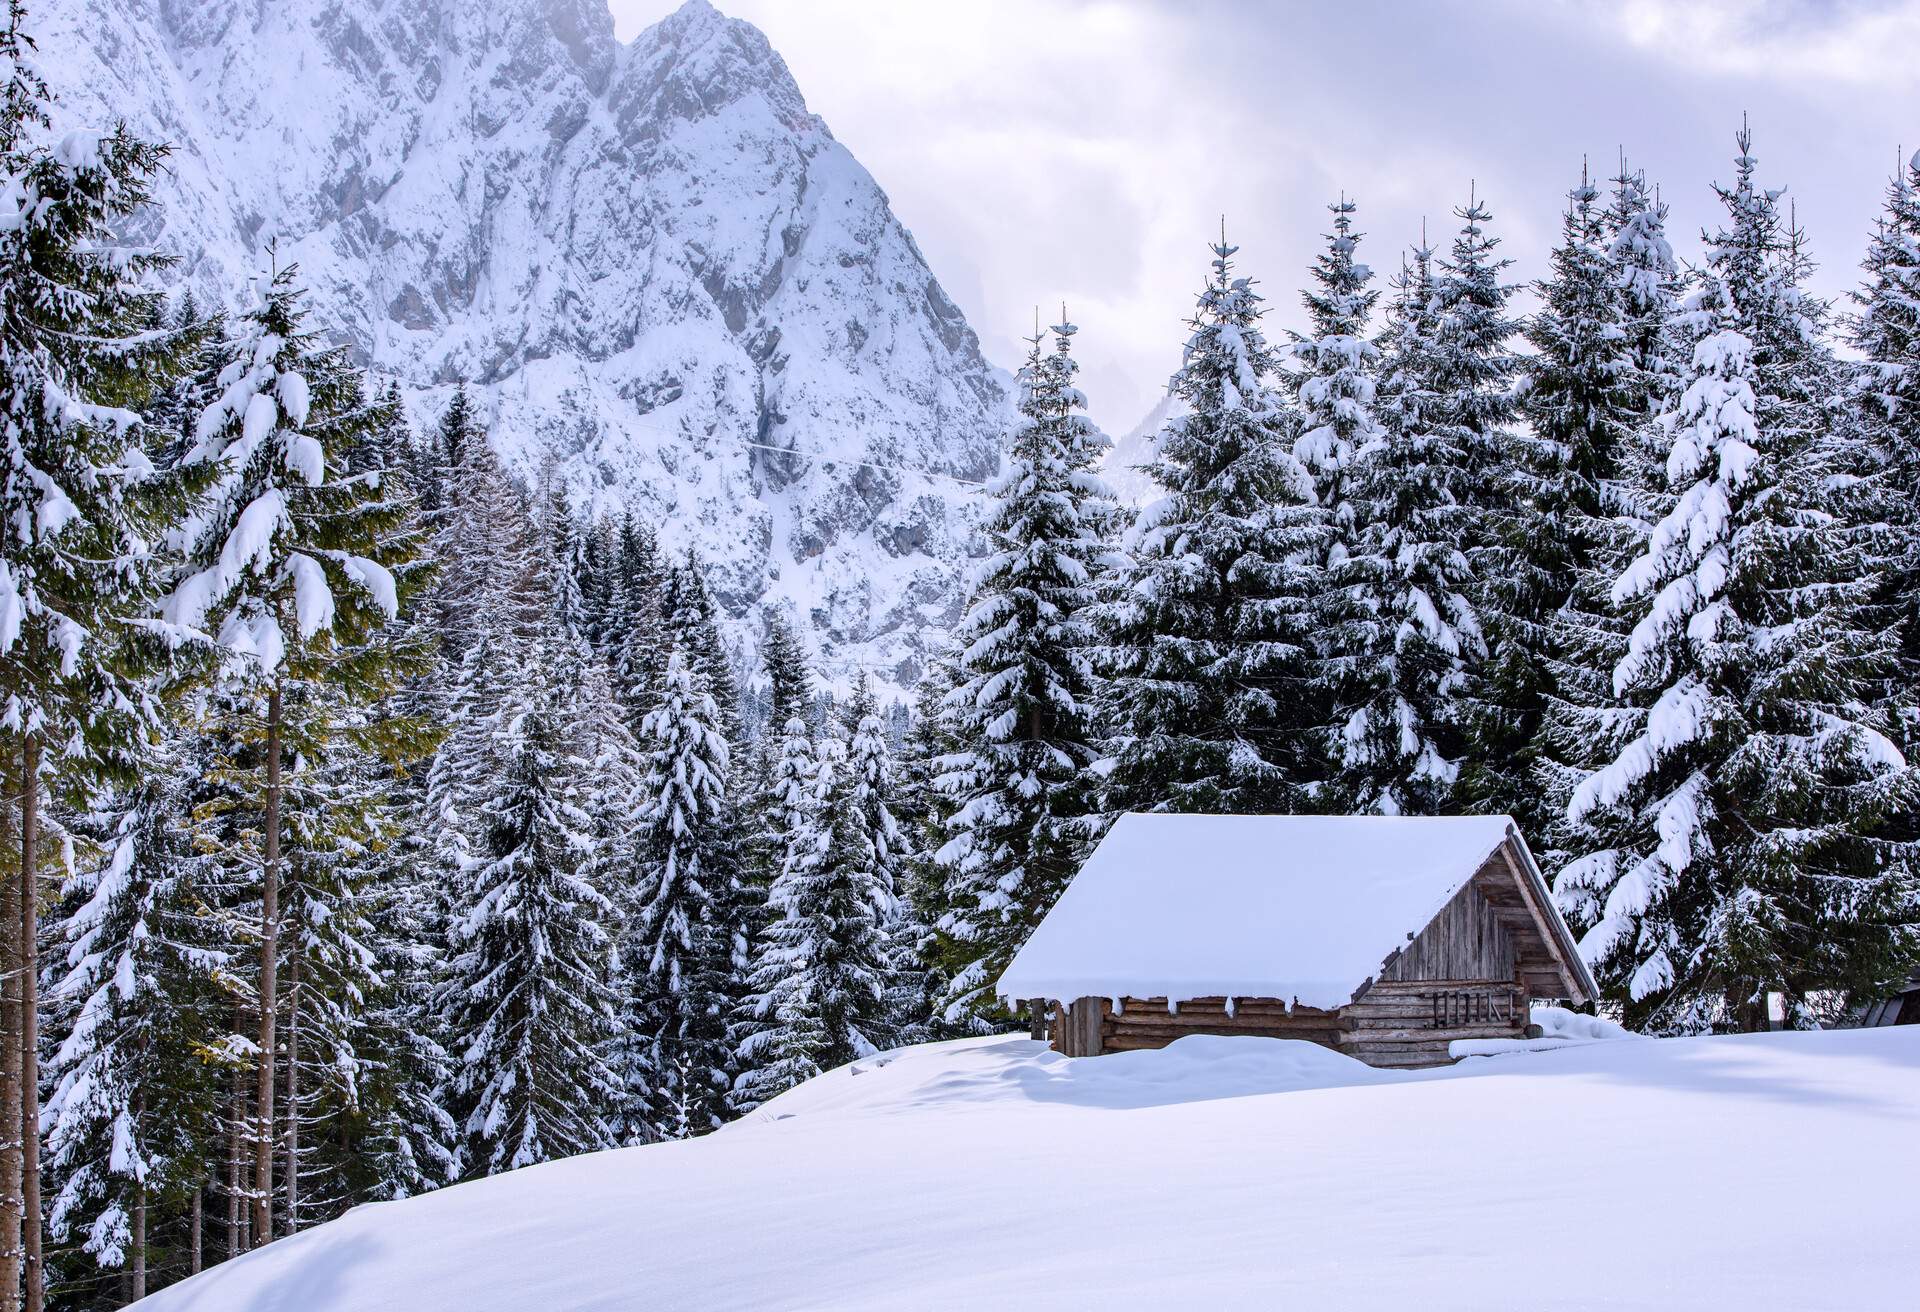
[0,777,18,1312]
[189,1183,202,1276]
[252,685,282,1247]
[130,1181,145,1303]
[283,922,299,1237]
[20,733,41,1312]
[226,1062,242,1260]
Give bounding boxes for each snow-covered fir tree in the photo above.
[1490,171,1643,838]
[1603,162,1685,431]
[629,648,736,1138]
[1284,196,1383,573]
[1419,195,1530,822]
[891,653,964,1040]
[0,24,206,1295]
[1555,152,1920,1030]
[163,264,415,1243]
[937,319,1115,1019]
[1849,149,1920,752]
[1324,240,1482,814]
[605,516,668,732]
[437,642,623,1174]
[43,734,230,1298]
[841,680,905,1040]
[735,716,896,1106]
[729,712,823,1110]
[1099,238,1324,819]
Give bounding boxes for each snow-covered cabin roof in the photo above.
[996,813,1594,1013]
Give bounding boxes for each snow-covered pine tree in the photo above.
[607,515,668,732]
[436,624,622,1175]
[888,653,963,1041]
[662,553,754,1051]
[160,265,409,1243]
[1555,149,1920,1031]
[354,804,457,1203]
[1486,171,1643,839]
[413,383,476,554]
[629,648,736,1138]
[728,712,822,1111]
[841,680,905,1043]
[734,607,814,976]
[734,716,896,1107]
[759,610,813,743]
[1418,194,1532,825]
[536,470,588,642]
[1323,240,1482,815]
[271,688,394,1232]
[575,515,618,664]
[1848,149,1920,754]
[937,318,1116,1021]
[1099,240,1325,819]
[1284,196,1383,573]
[0,18,206,1295]
[1603,162,1685,430]
[42,732,229,1300]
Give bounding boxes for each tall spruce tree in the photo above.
[0,13,209,1298]
[891,653,963,1039]
[1419,194,1530,824]
[1849,149,1920,752]
[727,709,821,1111]
[630,648,735,1138]
[1285,196,1383,573]
[1489,172,1643,838]
[735,712,895,1106]
[936,320,1114,1019]
[1099,238,1323,820]
[161,266,410,1244]
[1604,163,1685,431]
[436,629,622,1175]
[1325,240,1482,814]
[1555,138,1920,1031]
[841,680,903,1040]
[42,733,228,1301]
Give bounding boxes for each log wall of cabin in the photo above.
[1340,980,1527,1068]
[1052,990,1525,1068]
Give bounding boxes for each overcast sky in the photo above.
[609,0,1920,435]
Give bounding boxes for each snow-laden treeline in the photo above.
[3,0,1919,1302]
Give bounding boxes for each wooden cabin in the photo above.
[1859,972,1920,1028]
[995,813,1598,1070]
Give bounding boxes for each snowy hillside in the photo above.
[41,0,1008,689]
[1102,387,1183,506]
[132,1027,1919,1310]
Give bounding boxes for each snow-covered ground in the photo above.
[139,1027,1918,1310]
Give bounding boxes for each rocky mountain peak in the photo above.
[40,0,1010,694]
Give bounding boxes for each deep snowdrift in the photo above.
[138,1028,1918,1310]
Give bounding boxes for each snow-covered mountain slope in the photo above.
[1102,387,1182,507]
[133,1027,1919,1310]
[39,0,1008,690]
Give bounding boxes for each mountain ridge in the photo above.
[40,0,1010,691]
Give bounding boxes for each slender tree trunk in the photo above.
[0,778,18,1312]
[226,1062,241,1260]
[19,733,41,1312]
[252,684,282,1247]
[190,1183,202,1276]
[130,1182,146,1303]
[283,921,299,1238]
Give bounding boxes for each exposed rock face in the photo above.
[43,0,1009,691]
